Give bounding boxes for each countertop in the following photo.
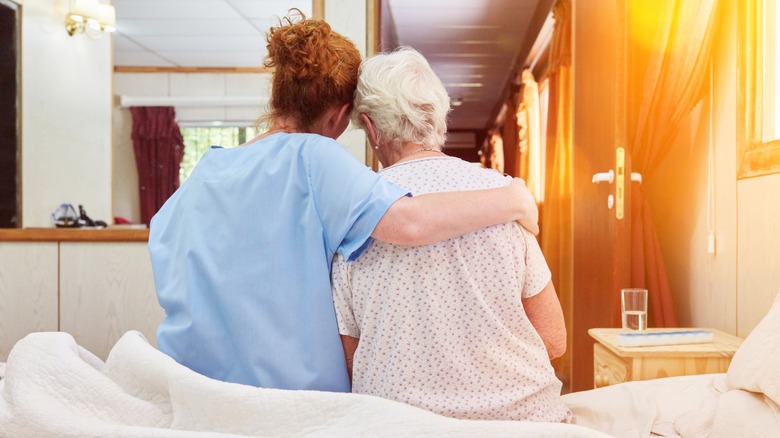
[0,227,150,242]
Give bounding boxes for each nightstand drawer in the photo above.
[593,342,629,387]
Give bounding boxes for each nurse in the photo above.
[148,11,538,393]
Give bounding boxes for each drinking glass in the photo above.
[621,288,648,331]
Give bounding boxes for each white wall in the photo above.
[648,0,780,337]
[736,173,780,336]
[326,0,368,163]
[21,0,113,227]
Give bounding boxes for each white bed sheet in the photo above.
[0,331,611,438]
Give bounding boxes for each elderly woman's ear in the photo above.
[360,113,380,148]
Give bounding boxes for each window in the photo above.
[739,0,780,178]
[179,126,259,183]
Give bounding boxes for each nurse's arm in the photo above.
[340,335,359,384]
[372,177,538,246]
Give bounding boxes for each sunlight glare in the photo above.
[774,1,780,140]
[628,1,664,51]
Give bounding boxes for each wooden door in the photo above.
[567,0,632,392]
[0,0,19,228]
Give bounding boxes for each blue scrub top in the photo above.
[149,132,408,392]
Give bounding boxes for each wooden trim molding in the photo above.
[365,0,380,170]
[113,66,272,74]
[0,228,149,242]
[312,0,325,20]
[739,140,780,178]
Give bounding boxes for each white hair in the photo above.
[352,46,450,149]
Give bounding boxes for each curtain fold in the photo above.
[130,106,184,226]
[488,130,505,173]
[502,97,520,176]
[517,69,543,201]
[517,104,530,180]
[540,0,573,385]
[627,0,719,327]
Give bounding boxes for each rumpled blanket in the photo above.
[563,373,780,438]
[0,331,611,437]
[564,374,725,437]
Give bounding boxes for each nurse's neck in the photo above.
[241,118,302,146]
[267,118,302,135]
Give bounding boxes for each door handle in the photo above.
[592,171,639,185]
[591,148,628,219]
[592,170,615,184]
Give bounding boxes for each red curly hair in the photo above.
[260,10,361,132]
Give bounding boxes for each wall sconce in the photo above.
[66,0,116,38]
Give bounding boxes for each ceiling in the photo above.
[112,0,307,67]
[380,0,551,137]
[113,0,553,150]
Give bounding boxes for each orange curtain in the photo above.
[517,69,543,201]
[626,0,719,327]
[488,130,505,173]
[502,98,520,176]
[540,0,573,383]
[517,103,530,180]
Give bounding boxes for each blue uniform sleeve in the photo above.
[308,139,409,262]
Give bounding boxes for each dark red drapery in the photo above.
[130,106,184,226]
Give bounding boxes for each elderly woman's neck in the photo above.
[384,142,444,166]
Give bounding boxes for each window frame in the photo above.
[738,0,780,179]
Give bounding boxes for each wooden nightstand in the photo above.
[588,328,743,389]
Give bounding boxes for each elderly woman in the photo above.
[331,47,570,422]
[149,12,539,395]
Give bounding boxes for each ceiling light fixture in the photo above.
[65,0,116,38]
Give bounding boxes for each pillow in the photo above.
[727,290,780,405]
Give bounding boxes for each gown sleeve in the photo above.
[308,139,410,262]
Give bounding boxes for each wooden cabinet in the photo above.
[0,229,161,361]
[589,328,743,388]
[60,242,163,359]
[0,242,59,361]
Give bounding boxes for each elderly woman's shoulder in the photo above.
[436,157,514,188]
[476,167,514,186]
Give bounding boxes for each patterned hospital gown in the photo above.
[331,156,572,422]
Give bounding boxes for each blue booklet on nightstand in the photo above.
[616,330,714,347]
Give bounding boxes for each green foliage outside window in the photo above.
[179,126,259,183]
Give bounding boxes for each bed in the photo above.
[1,292,777,437]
